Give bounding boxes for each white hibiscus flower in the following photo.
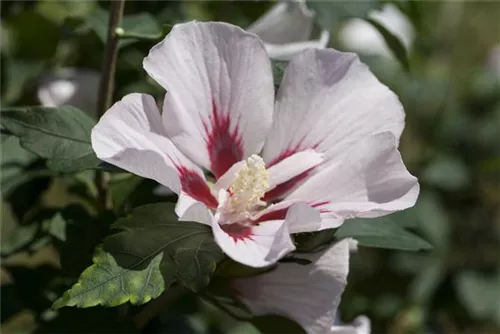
[91,21,419,268]
[246,0,329,60]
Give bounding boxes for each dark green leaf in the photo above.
[53,248,164,309]
[59,207,113,277]
[103,203,224,292]
[54,203,223,308]
[336,217,432,251]
[294,229,336,253]
[252,315,306,334]
[35,307,138,333]
[1,58,45,104]
[364,17,410,71]
[109,173,143,212]
[0,106,101,173]
[307,1,382,31]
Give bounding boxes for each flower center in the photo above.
[224,154,269,215]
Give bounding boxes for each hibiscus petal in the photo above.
[246,1,329,60]
[267,149,323,190]
[234,239,350,334]
[213,220,295,268]
[143,22,274,179]
[287,132,419,222]
[91,93,217,212]
[262,48,405,169]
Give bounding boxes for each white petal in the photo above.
[234,239,350,334]
[212,220,295,268]
[247,1,314,45]
[267,149,323,190]
[246,1,329,60]
[37,68,100,115]
[262,48,405,171]
[91,94,218,213]
[143,21,274,179]
[340,4,413,58]
[331,315,371,334]
[287,132,419,221]
[263,31,330,61]
[285,202,322,234]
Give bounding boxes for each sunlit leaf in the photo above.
[336,217,432,251]
[53,248,164,308]
[55,203,223,308]
[0,106,101,173]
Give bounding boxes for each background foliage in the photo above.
[1,1,499,333]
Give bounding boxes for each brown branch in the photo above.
[94,0,126,210]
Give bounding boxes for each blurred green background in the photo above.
[1,1,499,333]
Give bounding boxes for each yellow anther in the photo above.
[226,155,269,214]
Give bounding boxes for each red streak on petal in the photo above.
[264,141,322,201]
[310,200,331,213]
[263,169,312,202]
[253,208,289,224]
[177,166,218,209]
[204,99,243,179]
[221,223,253,243]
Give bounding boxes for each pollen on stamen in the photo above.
[226,154,269,214]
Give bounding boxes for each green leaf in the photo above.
[307,0,382,31]
[55,203,223,309]
[252,315,305,334]
[335,217,432,251]
[364,17,411,71]
[0,223,39,256]
[0,106,101,173]
[294,229,336,253]
[86,10,161,49]
[103,203,224,293]
[109,173,143,212]
[59,207,113,277]
[36,307,138,333]
[1,58,45,104]
[410,258,443,304]
[271,60,287,87]
[455,270,500,321]
[422,155,470,191]
[53,248,164,309]
[215,259,274,278]
[413,191,450,250]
